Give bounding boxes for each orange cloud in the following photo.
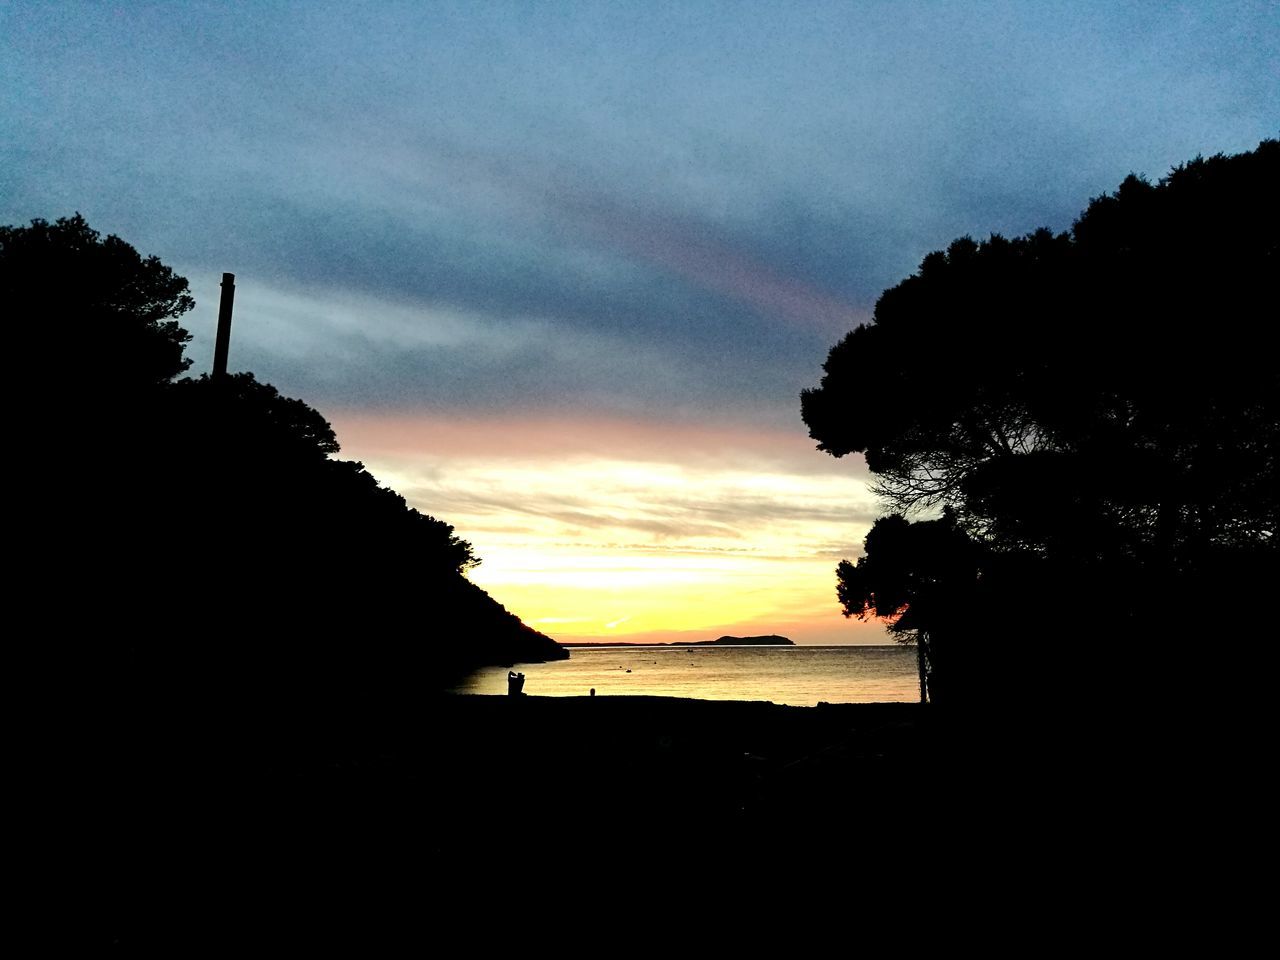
[328,410,870,474]
[327,410,885,645]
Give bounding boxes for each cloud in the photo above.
[6,2,1276,643]
[325,410,870,475]
[7,3,1275,428]
[320,410,880,641]
[174,271,836,424]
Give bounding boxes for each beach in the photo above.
[95,687,1264,948]
[96,692,936,870]
[386,694,931,828]
[452,644,923,704]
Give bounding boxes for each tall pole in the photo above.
[213,272,235,378]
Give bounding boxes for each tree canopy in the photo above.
[4,213,564,765]
[2,213,194,391]
[803,139,1279,704]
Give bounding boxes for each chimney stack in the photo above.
[213,272,236,378]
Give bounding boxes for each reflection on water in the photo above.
[450,644,919,706]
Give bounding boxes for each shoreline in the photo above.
[557,641,902,647]
[454,644,922,703]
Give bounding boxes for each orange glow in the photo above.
[329,411,886,644]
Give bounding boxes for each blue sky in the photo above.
[3,2,1276,641]
[5,1,1275,423]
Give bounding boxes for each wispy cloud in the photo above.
[5,2,1275,642]
[328,411,878,641]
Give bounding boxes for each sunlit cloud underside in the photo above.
[330,412,889,644]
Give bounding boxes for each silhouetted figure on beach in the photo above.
[508,671,526,696]
[1,212,571,777]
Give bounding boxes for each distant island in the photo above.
[562,634,794,648]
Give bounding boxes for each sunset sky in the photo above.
[4,2,1276,642]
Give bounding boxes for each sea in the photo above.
[450,644,921,706]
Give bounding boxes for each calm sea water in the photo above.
[451,644,920,706]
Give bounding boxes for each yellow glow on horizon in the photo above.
[330,412,888,645]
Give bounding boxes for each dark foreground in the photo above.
[88,692,1266,945]
[90,695,933,941]
[392,694,934,837]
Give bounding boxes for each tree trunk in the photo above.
[917,633,930,704]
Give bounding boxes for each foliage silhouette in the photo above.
[804,139,1280,705]
[3,214,564,773]
[2,213,194,393]
[836,510,982,704]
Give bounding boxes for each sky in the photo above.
[3,2,1276,643]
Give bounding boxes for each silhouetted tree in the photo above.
[804,139,1279,705]
[4,213,564,775]
[2,213,194,394]
[179,371,340,455]
[836,511,982,704]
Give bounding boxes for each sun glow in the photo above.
[330,412,890,644]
